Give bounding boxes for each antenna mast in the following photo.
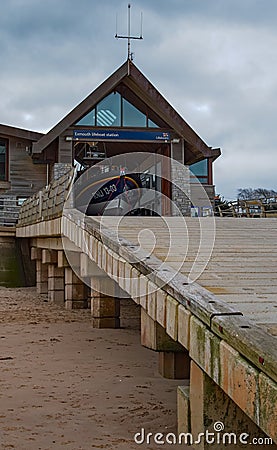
[115,3,143,61]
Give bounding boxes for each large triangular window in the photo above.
[75,91,160,128]
[122,98,146,127]
[96,92,121,126]
[76,92,120,127]
[77,109,96,126]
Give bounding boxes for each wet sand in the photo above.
[0,288,183,450]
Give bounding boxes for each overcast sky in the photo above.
[1,0,276,199]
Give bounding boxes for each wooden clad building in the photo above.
[0,125,47,225]
[0,59,221,223]
[0,124,47,196]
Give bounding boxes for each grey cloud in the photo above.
[0,0,276,199]
[137,0,277,28]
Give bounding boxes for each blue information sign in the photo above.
[73,129,171,142]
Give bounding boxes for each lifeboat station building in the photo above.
[0,59,220,224]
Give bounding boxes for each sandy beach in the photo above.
[0,287,184,450]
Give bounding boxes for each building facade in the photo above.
[0,59,220,222]
[0,125,47,225]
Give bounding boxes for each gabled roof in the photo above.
[0,123,44,141]
[32,59,220,161]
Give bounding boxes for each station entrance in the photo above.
[73,140,172,216]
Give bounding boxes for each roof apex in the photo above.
[32,59,219,160]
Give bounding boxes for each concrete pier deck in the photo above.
[98,216,277,338]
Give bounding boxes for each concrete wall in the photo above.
[171,162,191,216]
[0,236,35,287]
[0,236,24,287]
[52,163,73,181]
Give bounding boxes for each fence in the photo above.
[215,199,277,218]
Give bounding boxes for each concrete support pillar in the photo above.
[141,308,182,351]
[36,259,48,295]
[177,385,190,435]
[31,247,42,261]
[42,249,57,265]
[177,361,272,450]
[64,267,88,309]
[120,298,141,330]
[159,352,190,380]
[90,277,120,328]
[48,264,65,305]
[141,309,190,379]
[57,250,69,269]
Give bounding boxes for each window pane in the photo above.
[148,118,159,128]
[0,141,7,181]
[123,98,146,127]
[190,176,208,184]
[190,159,208,177]
[76,109,96,126]
[96,92,121,127]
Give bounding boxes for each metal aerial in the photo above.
[115,3,143,61]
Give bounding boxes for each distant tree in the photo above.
[237,188,255,200]
[255,188,277,200]
[237,188,277,201]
